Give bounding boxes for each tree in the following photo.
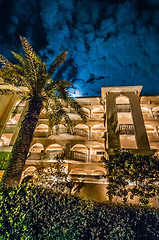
[22,157,84,195]
[0,37,87,187]
[102,150,159,205]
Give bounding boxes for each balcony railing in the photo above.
[118,124,135,135]
[69,151,88,162]
[42,151,64,160]
[73,128,89,137]
[27,150,88,162]
[116,104,131,112]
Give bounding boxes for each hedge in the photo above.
[0,152,10,170]
[0,185,159,240]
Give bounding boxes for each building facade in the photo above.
[0,86,159,203]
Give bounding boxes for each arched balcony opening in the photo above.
[30,143,44,153]
[91,124,105,139]
[116,96,130,104]
[145,124,157,141]
[92,107,104,119]
[82,107,90,119]
[36,124,49,132]
[74,124,89,137]
[35,124,49,137]
[46,143,62,152]
[45,144,63,160]
[152,106,159,120]
[116,96,131,113]
[53,124,67,134]
[70,144,88,162]
[116,96,137,149]
[141,107,152,119]
[91,144,105,162]
[6,114,20,127]
[0,133,13,146]
[21,166,37,184]
[11,100,25,115]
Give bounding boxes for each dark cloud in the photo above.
[0,0,159,96]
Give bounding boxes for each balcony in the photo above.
[73,128,89,137]
[69,151,88,162]
[116,104,131,112]
[27,150,88,162]
[118,124,135,135]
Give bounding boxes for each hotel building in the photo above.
[0,86,159,204]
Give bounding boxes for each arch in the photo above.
[152,106,159,119]
[14,99,25,107]
[91,144,105,155]
[53,124,67,134]
[116,96,130,104]
[92,144,105,149]
[46,143,62,152]
[36,124,49,132]
[141,106,150,113]
[152,106,159,112]
[53,124,66,129]
[74,124,89,129]
[91,170,106,175]
[30,143,44,153]
[70,168,87,175]
[92,106,104,113]
[74,124,89,137]
[145,124,155,131]
[0,134,12,146]
[21,166,38,184]
[92,107,104,119]
[82,107,90,113]
[92,124,105,131]
[71,144,88,154]
[24,166,37,173]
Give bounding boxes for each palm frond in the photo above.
[20,36,42,94]
[0,54,11,67]
[67,97,87,122]
[11,52,27,67]
[0,88,24,95]
[48,51,68,76]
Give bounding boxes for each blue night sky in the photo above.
[0,0,159,96]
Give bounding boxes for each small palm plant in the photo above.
[0,37,86,187]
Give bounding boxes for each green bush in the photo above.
[0,152,10,170]
[0,185,159,240]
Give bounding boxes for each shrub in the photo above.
[0,185,159,240]
[0,152,10,170]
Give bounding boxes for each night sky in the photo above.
[0,0,159,97]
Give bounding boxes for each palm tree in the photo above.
[0,37,86,187]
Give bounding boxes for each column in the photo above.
[89,127,91,139]
[128,92,150,149]
[106,92,120,149]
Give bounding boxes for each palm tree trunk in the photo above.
[1,96,43,187]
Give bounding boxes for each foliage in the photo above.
[0,152,10,170]
[0,36,86,135]
[102,150,159,205]
[0,185,159,240]
[0,36,87,187]
[23,158,83,195]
